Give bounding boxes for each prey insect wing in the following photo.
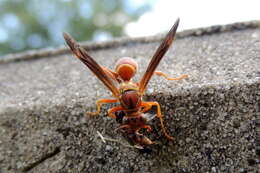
[139,18,180,94]
[63,32,120,98]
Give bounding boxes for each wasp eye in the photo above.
[115,57,138,81]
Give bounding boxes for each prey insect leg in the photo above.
[115,124,131,132]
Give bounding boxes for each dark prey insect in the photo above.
[63,18,188,147]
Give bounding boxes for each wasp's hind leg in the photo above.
[155,71,188,81]
[87,99,118,116]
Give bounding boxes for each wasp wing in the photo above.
[138,18,180,94]
[63,32,120,98]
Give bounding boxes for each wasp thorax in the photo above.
[121,90,140,110]
[115,57,138,81]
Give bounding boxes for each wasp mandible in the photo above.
[63,18,188,146]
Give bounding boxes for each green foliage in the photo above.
[0,0,150,56]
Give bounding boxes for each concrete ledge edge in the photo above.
[0,20,260,64]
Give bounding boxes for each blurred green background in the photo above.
[0,0,152,56]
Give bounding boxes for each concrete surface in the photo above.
[0,21,259,172]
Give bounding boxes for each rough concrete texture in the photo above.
[0,21,259,173]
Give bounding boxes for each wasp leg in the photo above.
[108,106,125,119]
[87,99,118,116]
[140,102,152,113]
[155,71,188,81]
[141,101,173,140]
[102,66,121,83]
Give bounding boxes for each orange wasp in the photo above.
[63,18,188,147]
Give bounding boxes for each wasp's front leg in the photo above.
[87,99,118,116]
[155,71,188,81]
[107,106,125,119]
[140,102,152,113]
